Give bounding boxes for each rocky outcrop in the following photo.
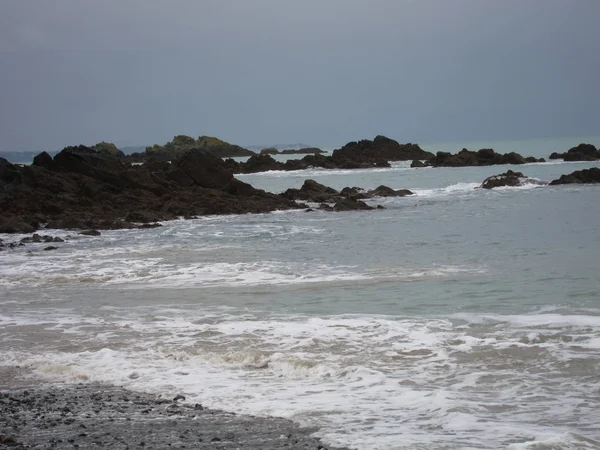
[0,147,301,233]
[281,180,413,204]
[332,135,433,165]
[281,179,340,203]
[549,144,600,161]
[549,167,600,185]
[411,159,426,168]
[369,185,413,197]
[229,136,433,174]
[331,197,375,211]
[126,135,255,163]
[426,148,545,167]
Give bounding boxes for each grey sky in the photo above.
[1,0,598,151]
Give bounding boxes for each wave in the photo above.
[3,310,600,449]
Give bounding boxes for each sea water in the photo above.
[1,136,599,449]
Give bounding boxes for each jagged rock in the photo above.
[32,151,54,168]
[333,197,375,211]
[548,143,599,161]
[333,136,433,164]
[340,186,368,199]
[241,154,283,173]
[368,185,413,197]
[281,179,340,202]
[549,167,600,185]
[481,170,526,189]
[411,159,426,168]
[426,148,544,167]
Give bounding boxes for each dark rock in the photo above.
[43,246,58,251]
[368,185,413,197]
[124,211,156,223]
[333,198,374,211]
[175,149,233,189]
[481,170,526,189]
[173,395,186,402]
[281,179,340,203]
[79,230,101,236]
[0,147,301,233]
[241,154,283,173]
[340,186,368,199]
[0,218,36,234]
[411,159,426,168]
[549,167,600,185]
[333,136,433,164]
[32,151,54,168]
[547,144,600,161]
[426,148,543,167]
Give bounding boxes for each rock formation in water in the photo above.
[280,179,413,204]
[0,146,301,233]
[480,170,546,189]
[425,148,545,167]
[549,144,600,161]
[125,135,255,163]
[549,167,600,185]
[229,135,433,174]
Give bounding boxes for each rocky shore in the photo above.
[0,146,302,234]
[0,384,347,449]
[420,147,545,168]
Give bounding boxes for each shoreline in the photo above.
[0,383,350,449]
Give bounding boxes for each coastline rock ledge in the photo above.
[0,146,301,233]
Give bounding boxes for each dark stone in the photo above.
[548,143,600,161]
[426,148,543,167]
[0,218,36,234]
[32,151,54,168]
[481,170,527,189]
[333,198,374,211]
[79,230,101,236]
[332,135,433,165]
[43,246,58,251]
[368,185,414,197]
[549,167,600,185]
[410,159,426,168]
[281,179,340,202]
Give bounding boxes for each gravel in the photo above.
[0,384,350,449]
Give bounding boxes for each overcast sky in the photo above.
[1,0,598,151]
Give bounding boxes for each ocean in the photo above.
[1,136,600,449]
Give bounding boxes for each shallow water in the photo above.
[1,138,600,449]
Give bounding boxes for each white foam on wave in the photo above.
[4,310,600,449]
[411,182,480,199]
[237,161,413,178]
